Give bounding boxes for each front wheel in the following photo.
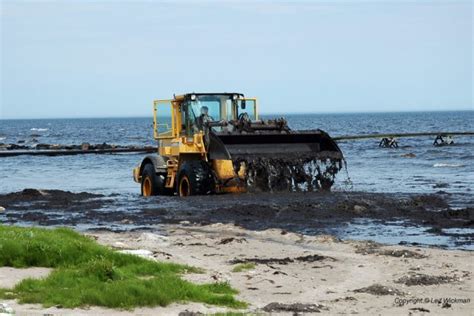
[177,160,214,197]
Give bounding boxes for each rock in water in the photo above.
[81,142,91,151]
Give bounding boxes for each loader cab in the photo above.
[153,93,258,140]
[179,93,257,134]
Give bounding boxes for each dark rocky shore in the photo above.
[0,189,472,249]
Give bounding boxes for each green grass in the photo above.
[0,225,246,309]
[231,263,256,273]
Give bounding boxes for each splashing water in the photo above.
[238,157,343,192]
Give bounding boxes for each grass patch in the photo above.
[0,225,245,309]
[231,263,256,273]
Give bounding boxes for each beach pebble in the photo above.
[0,303,14,315]
[135,232,170,248]
[113,241,128,248]
[138,232,169,242]
[211,272,231,283]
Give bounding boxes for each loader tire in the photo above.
[141,163,168,196]
[177,160,214,197]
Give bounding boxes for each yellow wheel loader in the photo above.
[133,93,343,197]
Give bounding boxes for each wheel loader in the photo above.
[133,93,343,196]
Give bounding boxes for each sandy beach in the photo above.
[1,223,472,315]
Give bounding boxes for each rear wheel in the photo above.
[141,164,169,196]
[177,160,214,197]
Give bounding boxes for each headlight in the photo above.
[191,94,196,101]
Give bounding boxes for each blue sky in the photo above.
[1,0,472,119]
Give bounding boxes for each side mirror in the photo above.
[241,100,246,110]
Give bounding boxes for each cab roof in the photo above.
[174,93,244,101]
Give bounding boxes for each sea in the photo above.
[0,111,473,248]
[1,111,472,203]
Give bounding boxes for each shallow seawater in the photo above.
[0,111,473,248]
[333,219,474,251]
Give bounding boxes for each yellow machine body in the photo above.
[133,93,257,195]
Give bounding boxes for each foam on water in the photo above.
[433,163,465,168]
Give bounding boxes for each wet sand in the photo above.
[1,224,473,315]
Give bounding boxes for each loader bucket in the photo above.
[215,130,343,160]
[209,129,344,192]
